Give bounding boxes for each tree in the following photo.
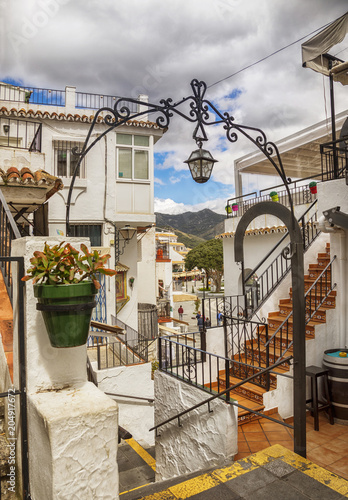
[185,239,223,292]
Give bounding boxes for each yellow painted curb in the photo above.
[125,438,156,471]
[141,445,348,499]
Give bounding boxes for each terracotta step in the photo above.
[289,290,336,309]
[281,296,335,312]
[205,377,265,424]
[244,339,293,366]
[258,329,315,350]
[278,301,326,323]
[267,315,316,336]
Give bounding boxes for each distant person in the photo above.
[205,317,211,328]
[217,310,223,326]
[178,305,184,320]
[197,316,204,332]
[196,311,201,324]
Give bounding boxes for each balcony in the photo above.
[0,82,138,112]
[0,117,41,152]
[156,242,170,262]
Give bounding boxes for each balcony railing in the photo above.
[0,117,42,152]
[225,174,320,218]
[320,137,348,181]
[0,82,138,112]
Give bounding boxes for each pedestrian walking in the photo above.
[178,305,184,320]
[205,317,211,328]
[196,311,201,324]
[217,310,223,326]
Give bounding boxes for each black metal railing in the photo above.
[244,200,320,316]
[320,137,348,181]
[151,351,293,434]
[224,316,270,390]
[75,92,137,112]
[202,295,247,328]
[0,82,139,112]
[0,188,21,301]
[0,84,65,106]
[263,256,336,368]
[225,174,321,218]
[0,117,42,152]
[90,335,156,369]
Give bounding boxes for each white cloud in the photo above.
[154,177,165,185]
[154,196,228,214]
[2,1,347,214]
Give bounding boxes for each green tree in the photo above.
[185,239,223,292]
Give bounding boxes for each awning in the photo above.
[302,13,348,85]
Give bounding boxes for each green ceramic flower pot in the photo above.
[34,282,97,348]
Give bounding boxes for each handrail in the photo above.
[265,255,336,350]
[244,199,318,284]
[150,355,293,433]
[105,392,154,403]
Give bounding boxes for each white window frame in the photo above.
[116,133,150,182]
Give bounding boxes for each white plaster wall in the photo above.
[29,382,118,500]
[12,237,90,394]
[137,227,156,306]
[94,362,154,448]
[117,235,139,331]
[154,371,238,481]
[0,148,45,171]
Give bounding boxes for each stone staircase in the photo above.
[217,242,336,424]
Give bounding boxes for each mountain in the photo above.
[155,209,225,246]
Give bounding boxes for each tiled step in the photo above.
[258,329,315,350]
[278,301,326,323]
[267,314,316,336]
[289,290,336,309]
[244,339,293,366]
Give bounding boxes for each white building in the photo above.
[0,82,164,333]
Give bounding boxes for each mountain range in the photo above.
[155,209,225,248]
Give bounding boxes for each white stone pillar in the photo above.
[137,94,148,122]
[12,237,119,500]
[65,86,76,113]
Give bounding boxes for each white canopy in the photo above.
[302,12,348,85]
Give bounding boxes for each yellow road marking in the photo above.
[125,437,156,471]
[119,482,151,496]
[141,445,348,499]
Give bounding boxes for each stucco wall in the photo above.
[154,371,238,482]
[94,362,155,448]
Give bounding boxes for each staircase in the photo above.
[217,242,336,424]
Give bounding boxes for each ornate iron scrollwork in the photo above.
[183,348,197,378]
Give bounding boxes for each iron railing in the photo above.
[224,316,270,390]
[0,82,138,112]
[225,174,321,218]
[75,92,137,112]
[0,188,21,301]
[320,137,348,181]
[244,200,320,316]
[152,350,293,434]
[0,117,42,152]
[91,336,155,369]
[263,256,337,370]
[202,295,247,328]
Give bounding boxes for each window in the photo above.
[116,134,150,180]
[54,141,86,178]
[69,224,102,247]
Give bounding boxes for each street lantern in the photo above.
[118,225,137,241]
[184,147,218,184]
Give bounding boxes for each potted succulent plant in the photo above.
[22,242,117,348]
[270,191,279,202]
[309,181,317,194]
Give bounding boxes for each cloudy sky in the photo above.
[1,0,347,214]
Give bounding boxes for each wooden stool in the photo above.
[306,365,334,431]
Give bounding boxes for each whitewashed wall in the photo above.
[154,371,238,481]
[93,361,155,448]
[137,227,156,306]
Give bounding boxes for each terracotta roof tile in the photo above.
[0,105,161,129]
[216,225,289,239]
[0,167,64,200]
